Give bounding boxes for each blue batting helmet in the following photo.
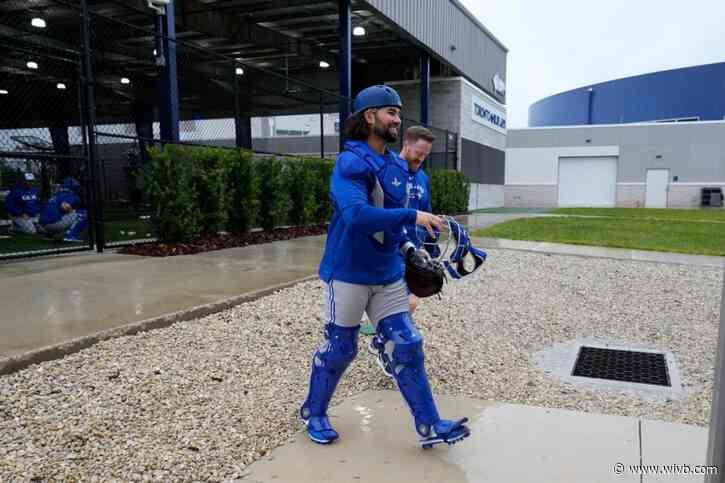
[62,177,81,192]
[352,85,402,116]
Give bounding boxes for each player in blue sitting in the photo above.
[5,172,41,234]
[299,85,471,449]
[39,178,88,242]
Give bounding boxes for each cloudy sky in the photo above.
[458,0,725,128]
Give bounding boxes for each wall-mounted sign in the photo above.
[472,95,506,133]
[492,74,506,97]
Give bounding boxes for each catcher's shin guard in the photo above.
[300,323,359,444]
[377,312,471,447]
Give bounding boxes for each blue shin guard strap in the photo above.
[377,312,440,437]
[301,323,359,419]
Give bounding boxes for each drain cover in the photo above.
[572,346,670,387]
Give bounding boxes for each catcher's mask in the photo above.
[414,216,487,280]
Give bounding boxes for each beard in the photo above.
[373,121,399,143]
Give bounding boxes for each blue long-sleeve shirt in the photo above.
[39,190,81,226]
[5,187,41,217]
[319,140,417,285]
[404,168,432,249]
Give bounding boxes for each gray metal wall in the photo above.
[461,138,505,184]
[507,122,725,182]
[363,0,507,104]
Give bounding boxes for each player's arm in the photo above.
[331,154,416,235]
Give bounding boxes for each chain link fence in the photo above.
[0,0,460,258]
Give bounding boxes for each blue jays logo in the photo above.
[392,177,401,187]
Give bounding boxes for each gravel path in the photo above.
[0,249,722,481]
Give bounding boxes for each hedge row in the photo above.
[146,144,469,243]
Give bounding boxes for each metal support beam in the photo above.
[706,272,725,482]
[320,94,325,159]
[80,0,103,253]
[420,51,430,126]
[338,0,351,151]
[159,1,180,142]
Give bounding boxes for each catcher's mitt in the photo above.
[405,248,446,298]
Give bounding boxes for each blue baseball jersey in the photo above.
[319,140,417,286]
[404,168,432,249]
[5,186,41,217]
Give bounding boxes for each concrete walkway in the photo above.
[244,390,711,483]
[2,229,722,372]
[473,237,725,269]
[0,236,325,367]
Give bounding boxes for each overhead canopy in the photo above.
[0,0,471,130]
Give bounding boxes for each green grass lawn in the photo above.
[0,218,154,255]
[552,207,725,222]
[473,209,725,256]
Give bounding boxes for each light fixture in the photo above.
[0,89,8,95]
[56,83,66,90]
[31,18,46,28]
[153,49,157,56]
[235,67,244,76]
[121,77,131,84]
[26,61,39,70]
[353,26,365,36]
[319,60,330,68]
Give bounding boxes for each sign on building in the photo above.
[471,95,506,134]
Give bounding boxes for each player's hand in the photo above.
[415,211,442,237]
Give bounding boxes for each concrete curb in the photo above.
[0,274,318,376]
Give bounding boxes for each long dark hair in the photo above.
[344,111,371,141]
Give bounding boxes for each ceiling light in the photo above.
[319,60,330,69]
[57,83,66,90]
[235,67,244,76]
[121,77,131,84]
[31,18,46,28]
[353,26,365,36]
[153,49,158,56]
[27,61,39,70]
[0,90,8,95]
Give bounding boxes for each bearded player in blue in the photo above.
[300,85,471,448]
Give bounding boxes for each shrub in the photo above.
[429,169,470,215]
[190,147,230,235]
[145,145,200,243]
[255,156,291,231]
[226,149,258,234]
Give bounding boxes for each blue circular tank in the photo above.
[529,62,725,127]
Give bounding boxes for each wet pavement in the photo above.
[243,390,708,483]
[0,236,325,360]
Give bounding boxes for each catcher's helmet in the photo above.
[352,85,402,116]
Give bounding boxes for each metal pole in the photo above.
[320,94,325,159]
[706,271,725,482]
[159,1,179,142]
[234,62,242,148]
[420,51,430,126]
[80,0,103,252]
[337,0,351,152]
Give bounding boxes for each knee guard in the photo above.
[301,323,359,419]
[377,312,440,438]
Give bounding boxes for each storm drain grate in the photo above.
[572,346,670,387]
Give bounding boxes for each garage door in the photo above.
[558,157,618,207]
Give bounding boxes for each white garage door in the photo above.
[558,157,618,207]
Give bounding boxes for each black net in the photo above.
[0,0,461,257]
